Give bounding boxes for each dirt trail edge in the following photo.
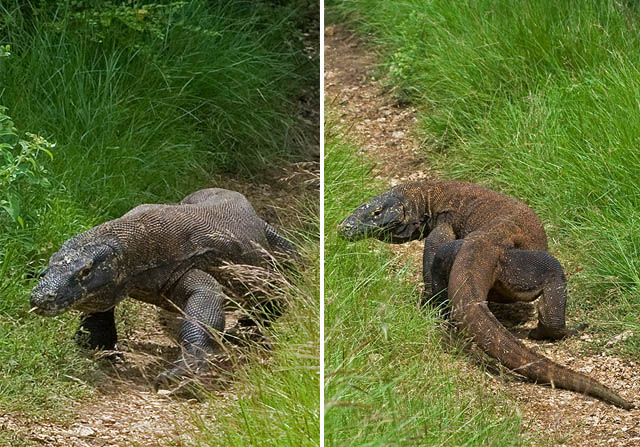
[325,24,640,447]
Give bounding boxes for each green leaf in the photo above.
[26,157,38,170]
[2,194,21,223]
[41,148,54,160]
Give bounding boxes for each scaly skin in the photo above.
[338,179,633,409]
[31,188,298,385]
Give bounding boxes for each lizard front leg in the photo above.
[75,308,118,351]
[422,223,456,306]
[429,240,463,315]
[156,269,226,385]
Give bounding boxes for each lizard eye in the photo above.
[372,208,383,217]
[76,262,93,280]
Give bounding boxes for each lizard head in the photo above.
[338,186,425,243]
[31,236,125,316]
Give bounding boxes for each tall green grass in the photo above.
[0,0,316,418]
[1,1,313,211]
[332,0,640,352]
[324,127,526,447]
[191,235,320,447]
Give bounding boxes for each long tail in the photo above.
[263,221,301,265]
[448,239,633,410]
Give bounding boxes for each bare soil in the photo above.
[325,23,640,447]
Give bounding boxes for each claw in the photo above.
[154,367,185,391]
[154,355,208,391]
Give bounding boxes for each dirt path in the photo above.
[325,24,640,447]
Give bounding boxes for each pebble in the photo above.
[67,425,95,438]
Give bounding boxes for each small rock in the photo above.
[67,425,95,438]
[101,416,117,426]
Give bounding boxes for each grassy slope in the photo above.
[324,128,525,447]
[332,0,640,355]
[0,0,317,436]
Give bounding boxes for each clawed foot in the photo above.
[154,355,209,390]
[75,329,123,361]
[94,346,125,362]
[528,323,588,341]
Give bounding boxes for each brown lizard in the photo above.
[338,179,633,409]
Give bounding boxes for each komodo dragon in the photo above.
[338,179,633,409]
[31,188,298,384]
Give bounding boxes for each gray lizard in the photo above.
[31,188,298,384]
[338,179,633,409]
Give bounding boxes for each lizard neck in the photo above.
[395,180,441,233]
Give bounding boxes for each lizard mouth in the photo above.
[337,219,385,241]
[30,294,116,316]
[28,302,70,317]
[30,283,74,316]
[29,306,53,316]
[30,283,104,317]
[337,204,409,242]
[71,296,119,314]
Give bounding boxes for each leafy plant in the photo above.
[0,97,54,227]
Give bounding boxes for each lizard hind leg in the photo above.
[498,249,579,340]
[156,269,226,386]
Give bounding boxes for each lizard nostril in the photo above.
[32,290,56,304]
